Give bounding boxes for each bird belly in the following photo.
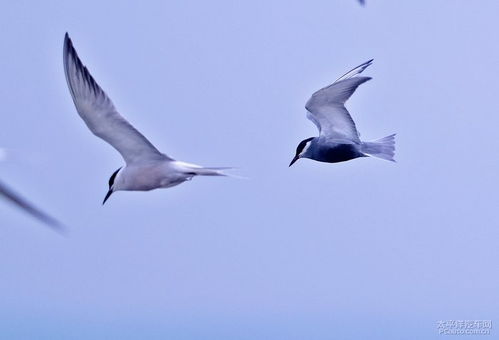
[313,143,365,163]
[119,164,189,191]
[159,175,191,188]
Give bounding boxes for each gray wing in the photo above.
[305,60,373,143]
[0,180,64,232]
[63,33,170,164]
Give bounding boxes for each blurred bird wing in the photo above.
[63,33,170,165]
[0,180,63,232]
[305,60,373,142]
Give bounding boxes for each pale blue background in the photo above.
[0,1,498,339]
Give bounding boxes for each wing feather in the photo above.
[0,180,63,232]
[63,33,169,164]
[305,60,373,142]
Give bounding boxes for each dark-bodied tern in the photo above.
[290,60,395,167]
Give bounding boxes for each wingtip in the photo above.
[49,221,69,236]
[334,58,374,83]
[362,59,374,69]
[32,210,68,235]
[63,33,71,57]
[64,32,75,53]
[28,211,68,235]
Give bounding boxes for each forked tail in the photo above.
[190,166,247,179]
[361,134,396,161]
[189,166,232,176]
[173,161,237,177]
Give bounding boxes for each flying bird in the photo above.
[289,59,395,167]
[0,179,63,232]
[63,33,231,204]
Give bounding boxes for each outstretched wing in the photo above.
[305,59,373,143]
[0,180,63,232]
[63,33,169,164]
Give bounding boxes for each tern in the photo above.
[63,33,231,204]
[289,59,395,167]
[0,179,63,231]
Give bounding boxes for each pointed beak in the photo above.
[289,155,299,167]
[102,189,113,205]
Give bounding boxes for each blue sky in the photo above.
[1,1,498,339]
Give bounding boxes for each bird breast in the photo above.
[117,163,186,191]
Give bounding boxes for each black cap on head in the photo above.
[103,167,121,205]
[289,138,313,167]
[108,167,121,188]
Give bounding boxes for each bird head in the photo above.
[289,137,314,167]
[103,167,122,205]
